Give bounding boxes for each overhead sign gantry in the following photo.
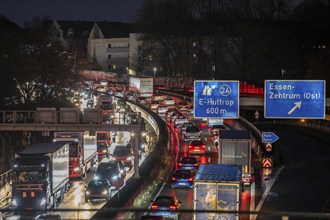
[194,80,239,119]
[264,80,326,119]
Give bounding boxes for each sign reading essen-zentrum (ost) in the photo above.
[265,80,325,119]
[194,80,239,119]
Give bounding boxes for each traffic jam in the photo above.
[7,76,257,220]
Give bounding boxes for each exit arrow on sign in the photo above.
[262,132,279,143]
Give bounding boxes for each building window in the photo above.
[108,44,112,48]
[113,64,117,69]
[138,45,142,50]
[108,65,112,70]
[108,54,111,59]
[138,56,142,61]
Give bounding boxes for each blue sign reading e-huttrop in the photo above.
[194,80,239,118]
[265,80,325,119]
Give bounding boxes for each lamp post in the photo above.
[153,67,157,77]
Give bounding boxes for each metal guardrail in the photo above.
[0,170,12,190]
[253,120,330,133]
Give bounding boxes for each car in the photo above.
[165,108,179,119]
[171,169,194,188]
[150,196,181,219]
[95,162,122,185]
[150,100,161,110]
[187,140,206,154]
[177,102,190,111]
[170,112,183,124]
[163,97,175,106]
[111,146,134,169]
[140,215,166,220]
[153,94,166,102]
[210,124,227,136]
[184,126,202,141]
[86,99,94,108]
[137,97,147,104]
[177,156,199,172]
[157,105,168,114]
[207,118,224,128]
[35,214,62,220]
[174,115,188,128]
[98,160,126,179]
[181,122,195,134]
[85,178,111,203]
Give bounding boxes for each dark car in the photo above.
[171,169,194,188]
[85,178,111,203]
[177,156,199,172]
[111,146,134,169]
[150,196,181,219]
[210,124,227,136]
[95,162,122,185]
[35,213,62,220]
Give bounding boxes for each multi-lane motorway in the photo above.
[2,93,330,220]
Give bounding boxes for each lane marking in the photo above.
[252,166,284,220]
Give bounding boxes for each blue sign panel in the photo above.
[265,80,325,119]
[194,80,239,118]
[262,132,279,143]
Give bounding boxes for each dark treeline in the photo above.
[134,0,330,93]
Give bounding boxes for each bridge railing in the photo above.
[253,119,330,134]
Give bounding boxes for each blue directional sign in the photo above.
[265,80,325,119]
[262,132,279,143]
[194,80,239,118]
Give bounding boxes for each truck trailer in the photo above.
[53,131,97,179]
[217,130,252,186]
[194,164,242,220]
[12,142,69,210]
[129,76,153,98]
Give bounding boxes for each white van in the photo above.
[207,118,224,127]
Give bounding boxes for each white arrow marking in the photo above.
[288,101,302,115]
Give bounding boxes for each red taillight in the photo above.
[151,204,158,209]
[172,177,176,181]
[169,205,176,210]
[188,145,192,148]
[194,163,199,166]
[178,163,183,166]
[188,177,193,181]
[201,145,206,148]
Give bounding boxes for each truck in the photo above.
[194,164,242,220]
[53,131,97,179]
[216,130,252,186]
[129,76,153,98]
[96,131,111,160]
[12,142,69,210]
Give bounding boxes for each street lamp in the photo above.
[153,67,157,77]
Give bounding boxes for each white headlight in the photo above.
[73,167,80,171]
[85,191,90,195]
[12,199,17,206]
[40,198,46,206]
[101,190,108,195]
[112,176,118,180]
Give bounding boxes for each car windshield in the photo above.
[89,180,108,187]
[186,126,199,132]
[174,170,192,178]
[191,140,203,145]
[181,157,197,164]
[97,163,117,171]
[69,142,78,157]
[113,147,131,156]
[155,197,175,206]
